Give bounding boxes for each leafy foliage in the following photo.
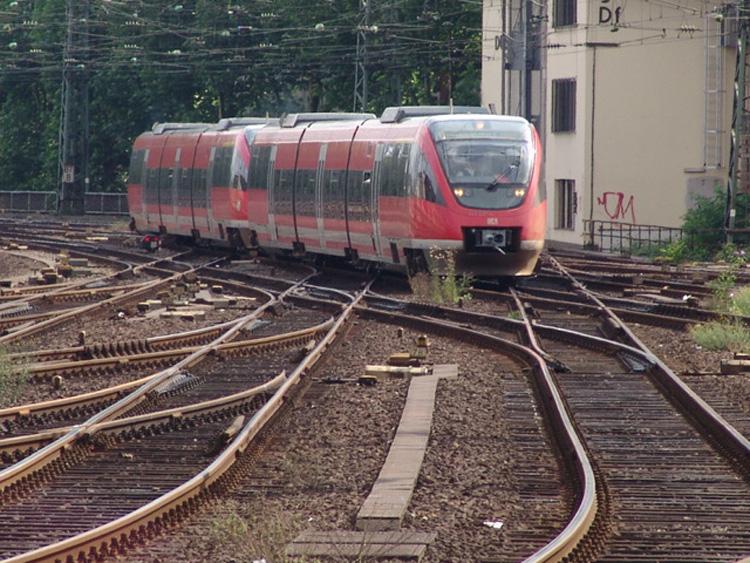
[0,350,28,408]
[0,0,481,193]
[690,321,750,352]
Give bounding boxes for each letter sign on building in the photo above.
[599,0,623,25]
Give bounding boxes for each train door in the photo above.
[157,137,178,231]
[206,145,219,236]
[168,147,181,232]
[315,144,327,249]
[320,141,349,253]
[346,137,378,260]
[371,143,384,258]
[146,136,169,231]
[191,134,213,237]
[179,134,201,234]
[136,148,150,225]
[292,131,318,252]
[267,145,278,242]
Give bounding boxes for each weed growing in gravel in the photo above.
[690,321,750,352]
[729,285,750,317]
[409,248,473,305]
[408,259,473,306]
[689,265,750,352]
[204,500,298,562]
[0,349,28,408]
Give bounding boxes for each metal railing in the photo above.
[0,191,58,213]
[583,219,685,254]
[84,192,129,215]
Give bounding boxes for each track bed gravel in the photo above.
[10,302,259,353]
[630,323,750,436]
[126,318,569,562]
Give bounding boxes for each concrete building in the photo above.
[482,0,736,248]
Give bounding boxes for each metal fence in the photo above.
[84,192,129,215]
[583,219,685,254]
[0,191,129,215]
[0,191,58,213]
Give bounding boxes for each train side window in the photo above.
[395,144,411,197]
[249,145,271,190]
[273,167,294,216]
[322,169,345,220]
[212,147,232,188]
[178,168,192,207]
[380,144,398,196]
[128,150,145,184]
[163,168,175,205]
[413,151,443,204]
[295,168,316,216]
[145,168,158,204]
[193,169,207,208]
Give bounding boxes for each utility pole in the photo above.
[726,0,750,241]
[59,0,90,215]
[353,0,371,112]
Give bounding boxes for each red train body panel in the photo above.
[128,108,546,277]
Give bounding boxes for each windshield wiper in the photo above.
[484,179,502,192]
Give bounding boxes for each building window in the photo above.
[552,79,576,133]
[553,0,576,27]
[555,179,576,230]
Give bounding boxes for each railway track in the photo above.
[0,225,747,561]
[362,269,749,561]
[516,257,750,560]
[0,265,367,561]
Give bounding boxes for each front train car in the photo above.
[398,110,545,277]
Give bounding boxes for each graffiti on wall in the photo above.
[596,191,636,223]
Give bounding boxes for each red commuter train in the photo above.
[127,107,545,277]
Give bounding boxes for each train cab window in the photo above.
[429,119,534,210]
[249,145,272,189]
[295,168,317,216]
[322,169,346,220]
[128,150,145,184]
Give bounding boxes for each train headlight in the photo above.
[514,188,525,198]
[453,188,465,198]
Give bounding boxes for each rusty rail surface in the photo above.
[357,303,597,563]
[546,255,750,465]
[2,280,368,563]
[0,318,335,455]
[0,270,315,496]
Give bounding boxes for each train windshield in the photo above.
[429,119,534,210]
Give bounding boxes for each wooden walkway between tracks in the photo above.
[356,364,457,531]
[287,364,457,561]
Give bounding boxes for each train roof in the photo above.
[379,105,489,123]
[150,117,278,135]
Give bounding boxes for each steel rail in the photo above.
[3,281,369,563]
[8,315,243,363]
[356,305,597,563]
[0,256,228,346]
[0,317,333,436]
[0,270,315,494]
[546,255,750,468]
